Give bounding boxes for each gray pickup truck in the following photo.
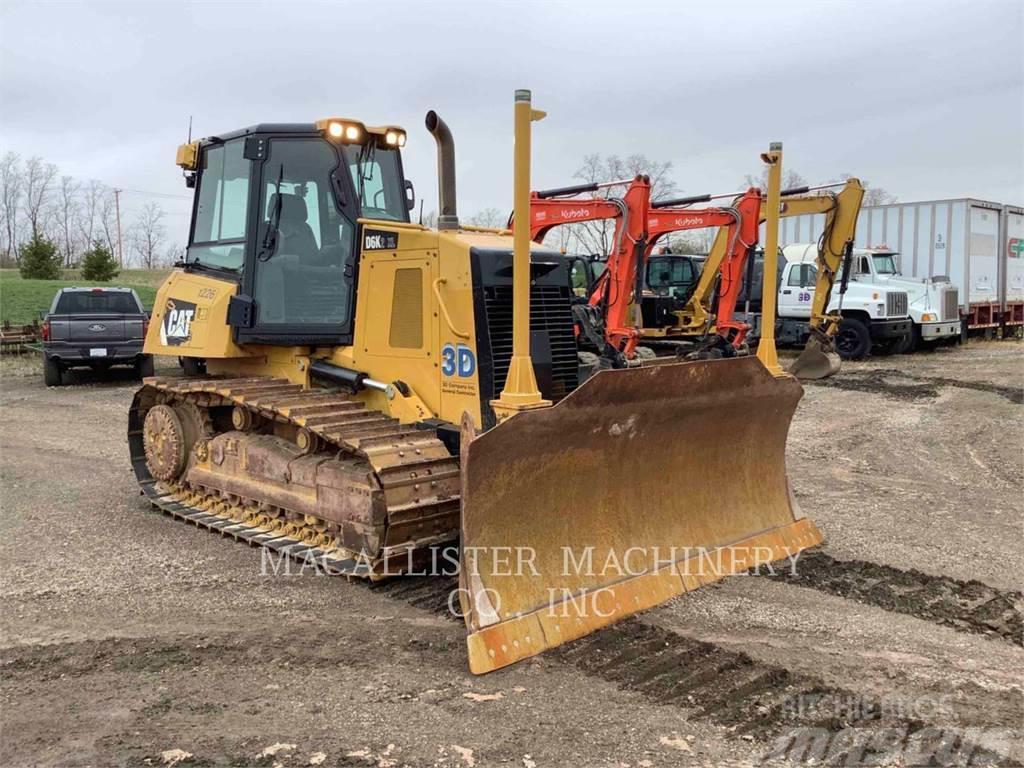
[42,287,154,386]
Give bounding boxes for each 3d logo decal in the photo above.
[161,298,196,346]
[441,343,476,378]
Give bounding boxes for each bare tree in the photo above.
[163,241,185,266]
[77,179,105,254]
[0,151,21,263]
[832,173,898,206]
[547,153,680,256]
[421,209,438,229]
[129,202,166,268]
[465,207,506,229]
[22,156,58,240]
[664,230,716,255]
[99,189,119,259]
[56,175,81,266]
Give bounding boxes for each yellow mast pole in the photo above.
[757,142,785,377]
[491,89,551,421]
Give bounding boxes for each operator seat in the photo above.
[268,193,318,259]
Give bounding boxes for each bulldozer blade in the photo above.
[788,336,842,380]
[459,356,822,674]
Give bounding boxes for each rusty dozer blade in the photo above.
[459,355,822,674]
[788,333,842,380]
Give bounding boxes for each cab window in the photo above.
[189,140,250,271]
[252,138,354,326]
[648,258,694,288]
[788,264,816,287]
[872,253,899,274]
[342,145,407,222]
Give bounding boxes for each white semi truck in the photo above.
[666,247,913,360]
[783,244,960,351]
[777,198,1024,335]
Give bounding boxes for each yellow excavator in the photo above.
[130,91,821,674]
[641,179,865,378]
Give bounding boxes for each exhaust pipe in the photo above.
[425,110,459,230]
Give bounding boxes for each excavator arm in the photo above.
[693,178,864,376]
[520,176,652,359]
[646,188,762,346]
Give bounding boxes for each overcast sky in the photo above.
[2,0,1022,232]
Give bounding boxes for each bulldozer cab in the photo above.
[180,122,412,346]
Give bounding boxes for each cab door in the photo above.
[237,135,358,345]
[779,263,815,318]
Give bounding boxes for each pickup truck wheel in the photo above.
[835,317,872,360]
[43,357,63,387]
[136,355,155,379]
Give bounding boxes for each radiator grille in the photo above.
[886,291,908,317]
[483,284,579,403]
[941,287,960,321]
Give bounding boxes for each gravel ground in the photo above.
[0,343,1021,767]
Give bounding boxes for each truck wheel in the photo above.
[835,317,872,360]
[43,357,63,387]
[136,355,155,379]
[891,325,918,355]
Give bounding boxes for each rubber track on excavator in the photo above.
[128,376,460,578]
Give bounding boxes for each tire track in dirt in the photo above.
[553,619,1021,766]
[765,550,1023,646]
[366,575,1021,765]
[810,368,1023,404]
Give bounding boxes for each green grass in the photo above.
[0,268,169,325]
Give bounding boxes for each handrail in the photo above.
[432,278,471,339]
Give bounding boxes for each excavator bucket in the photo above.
[459,355,822,674]
[788,335,842,380]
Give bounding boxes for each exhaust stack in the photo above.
[425,110,459,230]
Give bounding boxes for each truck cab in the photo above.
[843,247,961,349]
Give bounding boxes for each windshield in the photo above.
[341,145,407,222]
[56,291,140,314]
[648,257,697,289]
[872,253,899,274]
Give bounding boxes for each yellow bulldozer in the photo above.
[130,90,821,674]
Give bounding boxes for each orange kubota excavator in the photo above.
[520,177,762,362]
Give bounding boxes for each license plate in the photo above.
[89,348,107,357]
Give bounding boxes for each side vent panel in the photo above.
[389,268,423,349]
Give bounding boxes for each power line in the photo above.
[116,187,192,201]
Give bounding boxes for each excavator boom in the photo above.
[647,189,762,346]
[691,179,865,377]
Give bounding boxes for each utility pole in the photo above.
[113,188,124,267]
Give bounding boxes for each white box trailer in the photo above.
[775,198,1024,330]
